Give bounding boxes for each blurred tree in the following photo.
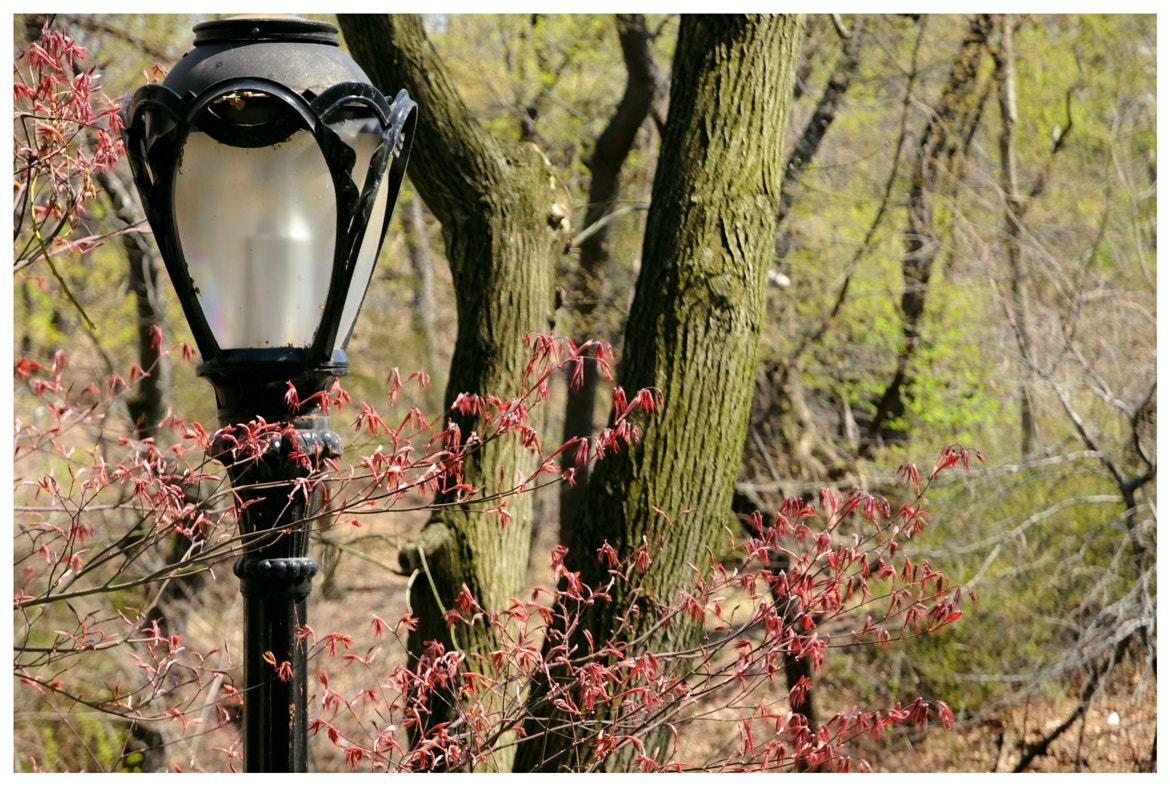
[558,13,666,544]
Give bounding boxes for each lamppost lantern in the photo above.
[122,15,416,423]
[120,17,415,773]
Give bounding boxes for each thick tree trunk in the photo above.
[516,14,804,772]
[339,15,570,768]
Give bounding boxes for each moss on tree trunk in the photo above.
[516,14,804,772]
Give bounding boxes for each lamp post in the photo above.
[120,16,415,772]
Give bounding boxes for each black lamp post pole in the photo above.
[209,372,341,773]
[119,16,416,772]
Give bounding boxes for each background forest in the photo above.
[10,13,1156,772]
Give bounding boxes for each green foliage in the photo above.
[859,463,1136,710]
[904,284,1009,443]
[20,713,127,772]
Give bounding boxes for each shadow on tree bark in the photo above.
[558,13,667,545]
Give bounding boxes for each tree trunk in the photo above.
[994,15,1038,458]
[516,14,804,772]
[993,13,1075,459]
[94,168,171,442]
[338,14,570,769]
[777,16,866,225]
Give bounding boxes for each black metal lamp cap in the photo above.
[165,16,368,99]
[192,16,341,46]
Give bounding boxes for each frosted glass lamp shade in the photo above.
[332,118,390,351]
[174,126,336,349]
[173,115,387,351]
[120,15,416,420]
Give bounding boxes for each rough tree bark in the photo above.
[338,14,571,766]
[515,14,805,772]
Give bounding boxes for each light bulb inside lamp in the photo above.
[174,121,337,350]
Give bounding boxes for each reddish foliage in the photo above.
[13,23,126,272]
[13,323,973,770]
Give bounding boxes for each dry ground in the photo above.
[856,676,1156,773]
